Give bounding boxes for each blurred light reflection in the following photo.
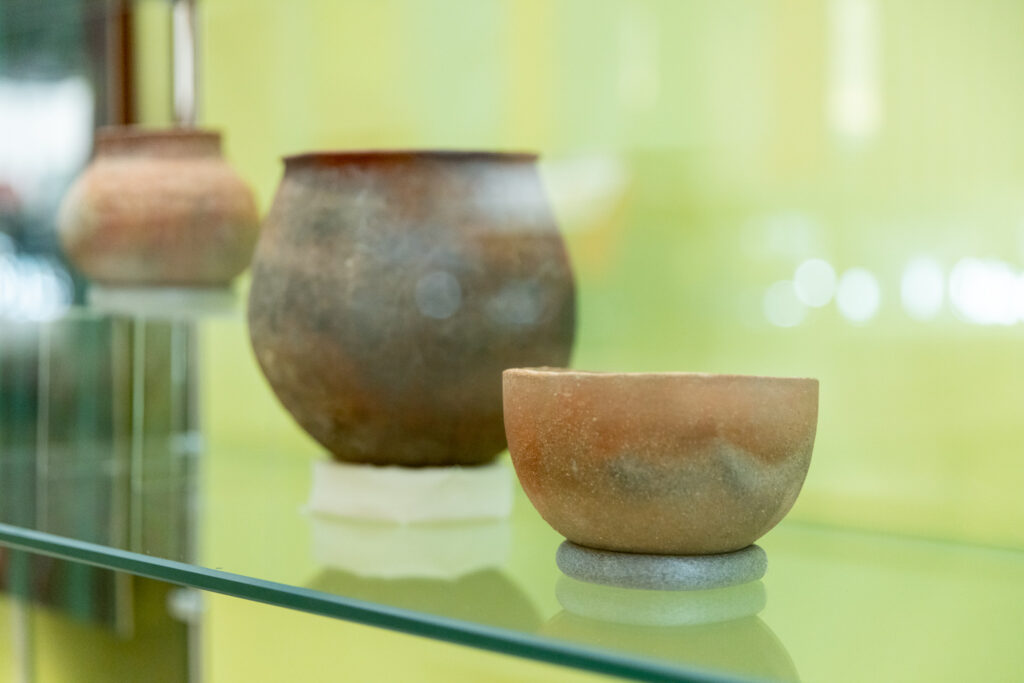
[0,77,93,208]
[900,257,944,321]
[763,281,806,328]
[617,3,660,111]
[836,268,880,323]
[0,254,76,322]
[949,258,1017,326]
[793,258,837,307]
[828,0,881,141]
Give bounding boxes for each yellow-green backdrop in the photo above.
[152,0,1024,680]
[159,0,1024,552]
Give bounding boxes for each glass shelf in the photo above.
[1,309,1024,683]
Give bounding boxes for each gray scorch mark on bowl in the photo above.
[603,439,791,500]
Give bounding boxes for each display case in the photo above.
[3,1,1024,681]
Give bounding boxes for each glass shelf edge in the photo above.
[0,523,749,683]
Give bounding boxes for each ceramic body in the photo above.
[503,369,818,555]
[249,151,575,466]
[58,127,259,287]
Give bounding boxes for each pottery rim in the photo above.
[283,149,538,167]
[93,126,222,157]
[95,125,221,142]
[503,367,818,385]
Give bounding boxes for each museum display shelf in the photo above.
[1,309,1023,682]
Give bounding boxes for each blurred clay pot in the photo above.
[503,369,818,554]
[58,127,259,287]
[248,151,575,467]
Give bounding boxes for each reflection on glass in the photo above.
[0,252,73,321]
[0,311,197,627]
[543,610,799,682]
[307,566,542,634]
[828,0,882,142]
[764,280,807,328]
[305,514,540,631]
[949,258,1018,326]
[545,577,798,682]
[308,515,510,581]
[901,256,944,321]
[302,454,538,630]
[836,267,881,323]
[793,258,838,308]
[555,575,766,627]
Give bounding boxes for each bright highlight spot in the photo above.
[900,257,944,321]
[793,258,837,307]
[0,255,72,322]
[836,268,880,323]
[949,258,1018,326]
[763,281,807,328]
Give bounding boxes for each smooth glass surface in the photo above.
[1,310,1024,682]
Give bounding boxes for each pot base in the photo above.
[307,458,513,523]
[555,541,767,591]
[88,285,238,319]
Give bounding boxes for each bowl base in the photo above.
[555,541,767,591]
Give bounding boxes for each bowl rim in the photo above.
[503,367,819,384]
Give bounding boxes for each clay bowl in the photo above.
[503,369,818,555]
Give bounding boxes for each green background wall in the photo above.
[142,0,1024,548]
[24,0,1013,680]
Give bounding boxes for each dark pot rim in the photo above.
[96,125,221,143]
[283,150,538,166]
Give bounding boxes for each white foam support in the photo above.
[309,515,511,580]
[87,285,239,319]
[307,458,514,523]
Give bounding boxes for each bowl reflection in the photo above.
[544,578,799,682]
[555,575,766,627]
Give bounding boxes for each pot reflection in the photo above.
[307,566,542,633]
[306,513,540,632]
[308,514,511,581]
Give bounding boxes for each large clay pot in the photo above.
[248,151,576,466]
[58,127,259,287]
